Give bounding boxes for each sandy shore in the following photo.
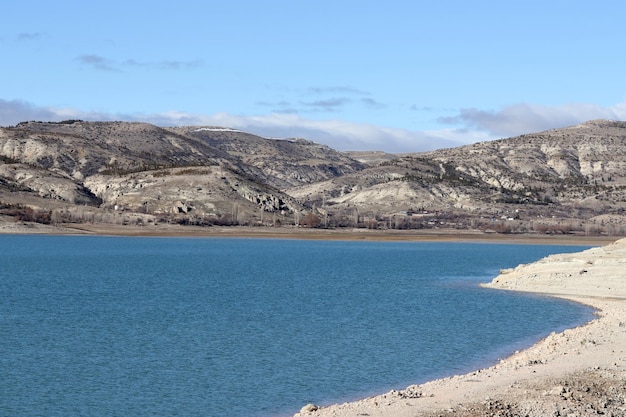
[294,238,626,417]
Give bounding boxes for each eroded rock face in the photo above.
[0,122,313,223]
[289,120,626,222]
[83,166,301,217]
[166,126,367,188]
[1,120,626,230]
[0,163,100,205]
[428,120,626,189]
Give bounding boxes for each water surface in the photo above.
[0,236,594,416]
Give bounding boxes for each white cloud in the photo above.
[143,112,460,152]
[0,99,59,123]
[0,101,452,152]
[440,100,626,138]
[2,98,625,153]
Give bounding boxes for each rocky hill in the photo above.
[288,120,626,233]
[167,126,366,189]
[0,120,362,226]
[1,119,625,235]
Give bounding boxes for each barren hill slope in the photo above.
[167,126,366,189]
[0,120,231,178]
[426,119,626,190]
[288,120,626,232]
[0,121,362,226]
[1,119,625,234]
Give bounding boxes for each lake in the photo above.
[0,235,594,416]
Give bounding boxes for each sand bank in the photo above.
[295,238,626,416]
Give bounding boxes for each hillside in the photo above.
[285,120,626,233]
[167,126,366,189]
[1,119,625,235]
[0,121,362,226]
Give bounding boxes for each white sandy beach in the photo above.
[295,238,626,416]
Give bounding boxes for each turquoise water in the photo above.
[0,236,594,417]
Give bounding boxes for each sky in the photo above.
[1,0,625,152]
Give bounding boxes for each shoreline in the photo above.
[294,238,626,416]
[0,218,619,246]
[3,218,625,415]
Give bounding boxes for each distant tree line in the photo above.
[15,119,84,127]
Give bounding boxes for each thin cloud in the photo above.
[256,100,300,114]
[360,97,386,109]
[77,54,120,72]
[410,105,434,112]
[123,58,204,70]
[440,101,626,138]
[157,59,203,70]
[307,86,370,96]
[259,86,382,114]
[16,32,44,41]
[300,97,352,112]
[78,55,203,72]
[0,99,60,125]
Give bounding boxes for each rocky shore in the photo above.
[295,238,626,417]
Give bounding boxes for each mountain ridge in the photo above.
[1,119,625,235]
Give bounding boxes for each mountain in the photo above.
[1,119,625,235]
[288,120,626,232]
[0,120,362,226]
[166,126,366,189]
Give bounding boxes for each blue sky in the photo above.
[1,0,625,152]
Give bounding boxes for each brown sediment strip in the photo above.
[0,218,618,246]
